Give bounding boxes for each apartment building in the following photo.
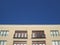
[0,25,60,45]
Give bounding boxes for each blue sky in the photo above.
[0,0,60,24]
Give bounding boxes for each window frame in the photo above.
[50,30,59,37]
[0,40,7,45]
[0,30,9,36]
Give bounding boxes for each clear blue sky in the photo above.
[0,0,60,24]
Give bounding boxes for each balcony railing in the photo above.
[32,31,46,39]
[13,31,28,39]
[32,34,46,39]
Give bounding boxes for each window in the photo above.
[32,41,46,45]
[50,30,59,37]
[13,41,27,45]
[32,31,46,39]
[13,31,27,39]
[52,40,60,45]
[0,40,7,45]
[0,30,9,36]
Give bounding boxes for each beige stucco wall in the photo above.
[0,25,60,45]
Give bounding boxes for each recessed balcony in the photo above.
[32,31,46,39]
[13,31,28,39]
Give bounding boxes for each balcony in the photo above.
[13,41,27,45]
[13,31,28,39]
[32,41,46,45]
[32,31,46,39]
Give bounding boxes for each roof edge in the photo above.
[0,24,60,25]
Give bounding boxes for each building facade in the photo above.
[0,25,60,45]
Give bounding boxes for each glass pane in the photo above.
[15,33,17,37]
[39,44,42,45]
[22,33,24,37]
[1,41,4,45]
[54,32,56,36]
[59,41,60,45]
[4,41,6,45]
[43,44,45,45]
[17,44,20,45]
[36,44,38,45]
[18,33,21,38]
[1,31,3,36]
[4,31,6,36]
[3,41,5,45]
[24,44,26,45]
[32,33,36,37]
[52,41,55,45]
[23,33,25,37]
[0,41,1,45]
[14,44,16,45]
[21,44,23,45]
[0,31,1,36]
[56,41,58,45]
[56,32,59,36]
[25,33,27,37]
[51,32,53,36]
[33,44,35,45]
[6,31,8,36]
